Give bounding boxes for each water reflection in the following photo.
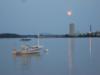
[89,38,92,57]
[12,53,41,70]
[68,38,75,75]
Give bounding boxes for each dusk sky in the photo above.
[0,0,100,34]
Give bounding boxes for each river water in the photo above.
[0,38,100,75]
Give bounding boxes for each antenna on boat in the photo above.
[37,33,40,47]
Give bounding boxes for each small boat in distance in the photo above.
[20,38,31,41]
[13,33,43,55]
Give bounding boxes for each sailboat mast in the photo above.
[37,33,39,47]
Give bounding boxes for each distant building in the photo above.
[69,23,75,35]
[89,25,92,33]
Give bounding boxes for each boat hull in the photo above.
[12,50,40,55]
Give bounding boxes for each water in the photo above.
[0,38,100,75]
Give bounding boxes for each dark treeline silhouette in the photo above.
[0,32,100,38]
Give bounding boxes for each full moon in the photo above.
[67,10,72,16]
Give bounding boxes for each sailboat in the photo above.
[12,33,43,55]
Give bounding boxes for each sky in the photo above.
[0,0,100,34]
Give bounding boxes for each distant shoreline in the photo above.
[0,33,100,38]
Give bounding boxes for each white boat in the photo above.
[13,33,43,55]
[12,45,40,55]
